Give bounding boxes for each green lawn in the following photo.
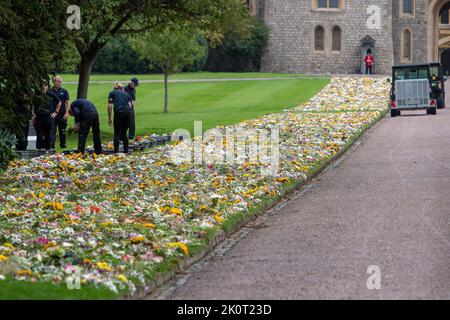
[61,72,310,83]
[59,75,329,149]
[0,278,119,300]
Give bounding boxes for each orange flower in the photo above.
[167,242,189,256]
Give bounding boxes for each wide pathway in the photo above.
[150,88,450,300]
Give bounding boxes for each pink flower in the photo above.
[69,213,79,220]
[122,255,134,262]
[36,237,49,245]
[64,264,77,274]
[140,251,164,263]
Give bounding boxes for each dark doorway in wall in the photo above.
[441,48,450,75]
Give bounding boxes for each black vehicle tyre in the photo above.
[431,107,437,115]
[391,110,399,118]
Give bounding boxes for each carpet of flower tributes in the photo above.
[0,77,390,295]
[295,77,390,112]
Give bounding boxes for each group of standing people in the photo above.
[20,76,140,155]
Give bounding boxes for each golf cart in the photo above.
[390,64,440,117]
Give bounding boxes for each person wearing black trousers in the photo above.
[124,78,139,140]
[33,82,61,150]
[68,99,103,155]
[50,76,70,149]
[108,82,132,154]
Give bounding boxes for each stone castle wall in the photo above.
[261,0,407,75]
[392,0,428,65]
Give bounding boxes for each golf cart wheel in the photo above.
[431,107,437,115]
[390,110,400,117]
[427,107,437,115]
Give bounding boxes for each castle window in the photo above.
[315,26,325,51]
[257,0,265,20]
[315,0,343,10]
[401,29,412,62]
[401,0,414,16]
[332,26,342,51]
[440,8,450,24]
[247,0,264,20]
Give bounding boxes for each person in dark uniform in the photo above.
[67,99,102,155]
[33,82,61,150]
[124,78,139,140]
[50,76,70,149]
[108,82,132,154]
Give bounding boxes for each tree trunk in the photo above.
[163,68,169,114]
[77,55,96,99]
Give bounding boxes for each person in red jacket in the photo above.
[364,50,375,75]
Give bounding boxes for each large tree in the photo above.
[64,0,249,99]
[0,0,68,135]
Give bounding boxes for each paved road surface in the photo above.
[150,90,450,300]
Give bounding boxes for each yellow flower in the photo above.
[3,243,14,249]
[116,274,128,282]
[275,177,290,183]
[43,202,64,211]
[214,214,224,224]
[0,255,8,262]
[130,235,146,244]
[167,242,189,256]
[96,262,112,272]
[143,223,156,229]
[170,208,183,216]
[16,269,32,277]
[44,241,57,250]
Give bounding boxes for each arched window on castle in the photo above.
[402,29,412,62]
[332,26,342,51]
[315,26,325,51]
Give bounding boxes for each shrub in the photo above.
[0,129,16,171]
[204,16,269,72]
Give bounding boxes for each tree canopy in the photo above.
[132,26,208,113]
[63,0,250,98]
[0,0,68,135]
